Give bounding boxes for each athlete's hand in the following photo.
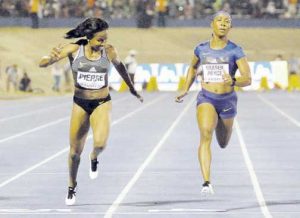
[39,44,63,68]
[39,56,52,68]
[136,93,144,103]
[130,88,143,103]
[175,91,187,103]
[50,44,63,61]
[222,73,233,86]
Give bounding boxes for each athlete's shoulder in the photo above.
[194,40,209,57]
[227,40,243,50]
[104,44,116,53]
[72,39,88,46]
[104,44,114,50]
[195,40,210,49]
[104,44,117,61]
[227,41,245,59]
[61,42,80,55]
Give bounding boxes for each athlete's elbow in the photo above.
[39,62,47,68]
[39,56,51,68]
[246,77,252,86]
[238,76,251,87]
[243,76,251,86]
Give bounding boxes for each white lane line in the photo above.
[0,96,131,145]
[111,95,132,106]
[257,94,300,127]
[149,208,226,212]
[84,94,167,140]
[0,117,69,144]
[104,94,196,218]
[2,168,299,176]
[0,94,168,189]
[0,102,70,122]
[235,120,272,218]
[0,148,69,188]
[0,212,283,215]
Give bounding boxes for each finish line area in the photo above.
[0,91,299,218]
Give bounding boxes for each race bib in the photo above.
[202,64,229,83]
[77,71,106,89]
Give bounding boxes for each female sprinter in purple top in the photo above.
[175,11,251,194]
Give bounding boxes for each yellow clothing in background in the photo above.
[30,0,39,13]
[156,0,168,13]
[87,0,95,8]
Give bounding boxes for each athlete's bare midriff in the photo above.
[201,82,233,94]
[74,87,109,99]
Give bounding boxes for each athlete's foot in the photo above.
[65,184,77,206]
[201,181,214,195]
[89,155,99,180]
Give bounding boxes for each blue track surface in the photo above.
[0,91,299,218]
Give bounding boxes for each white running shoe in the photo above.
[201,181,214,195]
[89,155,99,180]
[65,186,76,206]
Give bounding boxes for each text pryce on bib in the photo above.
[202,64,229,83]
[77,71,106,89]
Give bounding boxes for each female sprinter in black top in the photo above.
[39,18,143,205]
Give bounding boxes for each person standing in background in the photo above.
[0,61,2,80]
[288,53,300,75]
[0,61,2,91]
[124,50,138,85]
[29,0,43,28]
[5,64,19,92]
[51,62,64,92]
[274,54,283,61]
[136,0,155,28]
[19,71,32,92]
[156,0,168,27]
[63,62,73,92]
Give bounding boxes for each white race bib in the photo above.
[77,71,106,89]
[202,64,229,83]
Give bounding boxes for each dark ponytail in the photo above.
[65,18,109,39]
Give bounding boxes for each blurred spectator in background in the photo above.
[156,0,168,27]
[284,0,298,18]
[51,62,63,92]
[264,1,278,18]
[19,71,32,92]
[222,2,232,14]
[136,0,155,28]
[16,0,29,17]
[274,54,284,61]
[5,64,18,92]
[213,0,223,12]
[184,0,194,19]
[248,0,262,18]
[0,61,2,80]
[0,61,2,91]
[29,0,43,29]
[168,0,177,18]
[0,0,11,17]
[288,53,300,75]
[0,0,300,21]
[124,49,138,85]
[63,62,73,92]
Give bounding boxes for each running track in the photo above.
[0,91,299,218]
